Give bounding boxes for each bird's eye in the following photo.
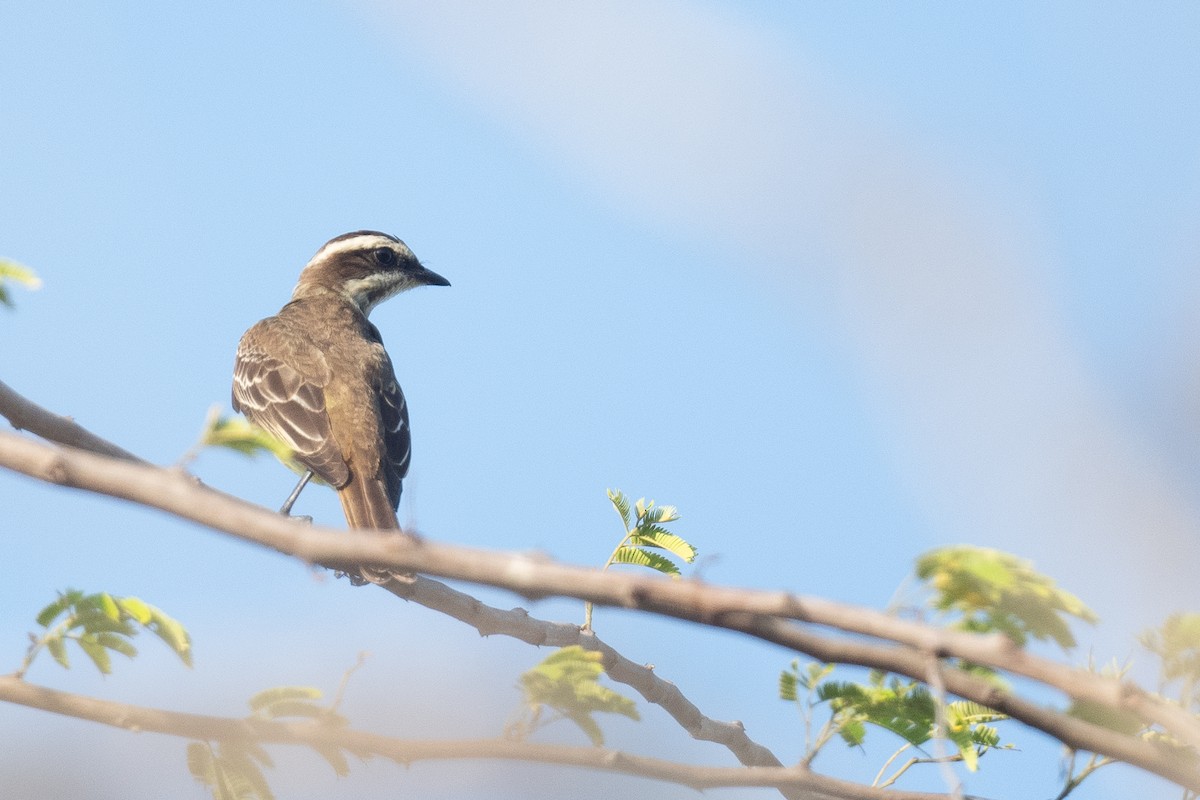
[374,248,397,266]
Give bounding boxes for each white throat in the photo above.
[341,272,406,316]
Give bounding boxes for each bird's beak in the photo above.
[417,266,451,287]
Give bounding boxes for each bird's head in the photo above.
[292,230,450,315]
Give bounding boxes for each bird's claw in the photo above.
[335,569,371,586]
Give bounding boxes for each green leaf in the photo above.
[948,727,981,771]
[117,596,154,625]
[606,489,632,528]
[804,662,835,690]
[92,592,121,622]
[27,589,192,675]
[628,525,697,563]
[566,710,606,746]
[95,631,138,660]
[0,258,41,308]
[36,591,80,628]
[46,635,69,669]
[200,406,293,461]
[838,718,866,747]
[188,741,278,800]
[970,723,1002,748]
[817,676,935,747]
[781,660,834,700]
[77,634,113,674]
[610,546,680,577]
[220,743,276,800]
[1140,612,1200,690]
[187,742,217,784]
[945,700,1007,728]
[72,612,137,638]
[146,605,193,667]
[248,686,324,715]
[516,646,639,746]
[915,545,1096,650]
[641,504,680,524]
[779,668,798,702]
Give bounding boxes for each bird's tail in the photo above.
[337,474,399,530]
[337,475,402,585]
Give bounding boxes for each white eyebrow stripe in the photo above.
[308,234,413,265]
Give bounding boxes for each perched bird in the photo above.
[232,231,449,579]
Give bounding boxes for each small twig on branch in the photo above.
[879,755,964,790]
[1052,751,1112,800]
[329,652,369,715]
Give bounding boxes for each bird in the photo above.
[232,231,449,581]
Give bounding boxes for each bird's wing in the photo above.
[374,347,410,511]
[232,336,350,488]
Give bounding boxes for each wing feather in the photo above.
[232,335,350,487]
[370,334,410,511]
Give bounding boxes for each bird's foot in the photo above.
[335,568,370,586]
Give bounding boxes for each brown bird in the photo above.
[232,231,449,579]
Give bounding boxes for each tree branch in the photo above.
[2,429,1196,791]
[5,381,1193,759]
[0,379,146,463]
[0,675,974,800]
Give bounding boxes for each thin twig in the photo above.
[1053,751,1112,800]
[879,755,965,790]
[328,652,369,715]
[874,743,914,787]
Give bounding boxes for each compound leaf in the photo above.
[516,646,639,746]
[610,546,680,577]
[248,686,324,715]
[606,489,632,528]
[628,525,697,563]
[916,546,1096,650]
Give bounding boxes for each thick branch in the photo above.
[0,676,969,800]
[2,430,1197,791]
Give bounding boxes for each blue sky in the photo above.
[3,2,1200,798]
